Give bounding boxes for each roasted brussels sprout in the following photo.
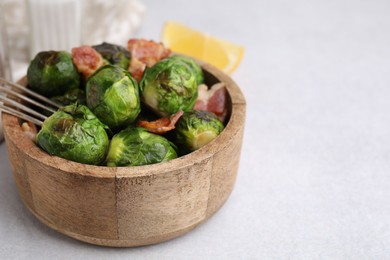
[139,56,198,117]
[173,110,224,154]
[105,127,177,167]
[92,42,131,70]
[35,103,109,165]
[51,88,86,106]
[27,51,80,97]
[86,65,141,130]
[170,55,204,85]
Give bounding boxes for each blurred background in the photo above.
[1,0,390,259]
[1,0,146,80]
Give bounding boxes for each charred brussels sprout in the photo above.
[170,55,204,85]
[86,65,141,130]
[92,42,131,70]
[174,110,224,154]
[35,103,109,165]
[105,127,177,167]
[139,56,198,117]
[27,51,80,97]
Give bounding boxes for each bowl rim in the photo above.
[2,62,246,179]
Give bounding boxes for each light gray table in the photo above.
[1,0,390,259]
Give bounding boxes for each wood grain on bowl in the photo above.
[2,63,246,247]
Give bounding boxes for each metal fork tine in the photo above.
[0,85,57,114]
[0,103,43,126]
[0,76,62,126]
[0,95,48,120]
[0,77,62,109]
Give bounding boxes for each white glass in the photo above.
[26,0,81,58]
[81,0,146,45]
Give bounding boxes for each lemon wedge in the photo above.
[161,21,244,74]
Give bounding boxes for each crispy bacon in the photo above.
[128,39,171,66]
[137,110,184,134]
[128,57,146,82]
[194,82,228,122]
[208,84,228,116]
[127,39,171,81]
[72,45,105,78]
[194,84,209,111]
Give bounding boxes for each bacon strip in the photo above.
[137,110,184,134]
[128,39,171,66]
[72,45,105,78]
[208,84,228,116]
[194,84,209,111]
[194,82,228,122]
[128,57,146,82]
[127,39,171,81]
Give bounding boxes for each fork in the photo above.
[0,77,62,126]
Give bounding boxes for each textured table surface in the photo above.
[1,0,390,259]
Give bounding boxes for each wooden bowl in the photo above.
[1,63,246,247]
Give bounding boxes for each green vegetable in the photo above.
[139,56,198,117]
[35,103,109,165]
[86,65,141,130]
[170,55,204,85]
[173,110,224,154]
[92,42,130,70]
[27,51,80,97]
[105,127,177,167]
